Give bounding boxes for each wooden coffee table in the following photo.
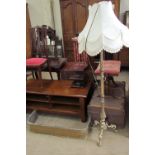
[26,80,92,122]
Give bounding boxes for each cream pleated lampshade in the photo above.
[78,1,129,56]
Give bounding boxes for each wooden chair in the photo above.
[26,58,51,85]
[26,27,53,86]
[60,37,89,81]
[30,26,67,80]
[94,60,121,93]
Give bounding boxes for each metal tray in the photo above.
[27,111,90,138]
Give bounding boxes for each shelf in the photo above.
[27,97,49,103]
[26,94,81,115]
[27,103,80,116]
[51,96,79,106]
[27,94,49,103]
[27,95,80,106]
[27,101,50,108]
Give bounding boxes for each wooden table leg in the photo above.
[79,98,86,122]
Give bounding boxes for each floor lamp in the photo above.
[78,0,129,146]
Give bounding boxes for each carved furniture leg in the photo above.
[79,98,86,122]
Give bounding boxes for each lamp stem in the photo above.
[97,50,117,146]
[100,50,104,98]
[98,50,107,146]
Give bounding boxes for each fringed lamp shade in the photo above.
[78,1,129,56]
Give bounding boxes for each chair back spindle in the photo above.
[72,37,88,63]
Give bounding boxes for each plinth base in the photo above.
[27,111,90,138]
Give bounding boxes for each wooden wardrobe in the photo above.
[60,0,120,61]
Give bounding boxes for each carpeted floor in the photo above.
[26,70,129,155]
[27,124,128,155]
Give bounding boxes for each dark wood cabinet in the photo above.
[113,47,129,68]
[60,0,120,61]
[26,4,32,59]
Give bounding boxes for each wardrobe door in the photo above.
[60,0,75,60]
[75,0,88,35]
[112,0,120,17]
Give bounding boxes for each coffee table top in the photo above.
[26,80,91,98]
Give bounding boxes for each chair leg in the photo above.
[49,71,53,80]
[34,71,38,79]
[57,71,60,80]
[47,61,53,80]
[108,75,118,87]
[38,68,43,87]
[32,71,36,79]
[48,66,53,80]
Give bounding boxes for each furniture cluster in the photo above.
[26,29,126,126]
[26,20,93,121]
[26,24,127,127]
[26,2,127,127]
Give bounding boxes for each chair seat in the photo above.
[95,60,121,76]
[60,62,88,80]
[62,62,88,72]
[48,58,67,70]
[26,58,47,67]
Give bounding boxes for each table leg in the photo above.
[79,98,86,122]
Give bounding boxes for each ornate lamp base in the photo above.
[96,96,117,146]
[97,117,117,146]
[92,51,117,146]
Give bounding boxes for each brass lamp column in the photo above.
[98,50,106,146]
[98,51,117,146]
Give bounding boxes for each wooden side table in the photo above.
[26,80,93,122]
